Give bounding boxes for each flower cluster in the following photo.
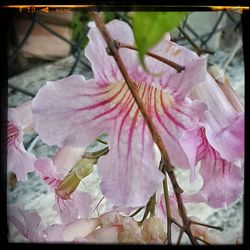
[7,19,244,244]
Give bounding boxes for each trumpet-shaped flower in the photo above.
[181,128,243,208]
[32,19,208,207]
[7,101,36,181]
[189,73,244,163]
[34,147,92,224]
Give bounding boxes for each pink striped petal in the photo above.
[97,105,164,207]
[34,158,62,188]
[34,158,92,224]
[190,74,244,162]
[8,108,36,181]
[32,75,125,147]
[183,128,244,208]
[150,88,207,168]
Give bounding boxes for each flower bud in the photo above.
[208,65,243,112]
[141,217,166,243]
[55,158,95,200]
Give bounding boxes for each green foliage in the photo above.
[132,12,188,68]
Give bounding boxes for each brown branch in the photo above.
[195,237,212,245]
[150,193,156,217]
[176,229,184,245]
[90,11,198,245]
[178,27,215,56]
[190,220,223,231]
[138,194,155,225]
[161,159,172,244]
[118,42,185,73]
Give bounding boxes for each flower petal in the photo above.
[85,225,120,243]
[193,154,243,208]
[62,218,100,242]
[98,108,164,207]
[15,100,34,132]
[8,205,43,242]
[55,195,79,225]
[34,158,62,188]
[8,109,36,181]
[71,191,92,218]
[150,87,207,168]
[55,190,92,225]
[85,20,137,84]
[142,52,208,100]
[43,224,64,242]
[184,128,244,208]
[32,75,117,147]
[190,74,244,162]
[53,147,85,176]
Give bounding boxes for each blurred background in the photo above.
[7,10,244,243]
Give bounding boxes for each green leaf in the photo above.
[132,12,188,69]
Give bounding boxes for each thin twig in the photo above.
[90,11,198,245]
[150,193,156,217]
[190,220,223,231]
[161,159,172,244]
[178,27,215,56]
[171,218,183,229]
[176,229,184,245]
[195,237,212,245]
[118,42,185,73]
[129,206,144,218]
[138,194,155,225]
[91,196,105,215]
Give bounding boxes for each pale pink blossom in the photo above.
[189,73,244,163]
[181,128,243,208]
[34,147,92,225]
[32,19,208,208]
[7,101,36,181]
[8,205,97,243]
[8,204,44,242]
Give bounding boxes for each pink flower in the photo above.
[32,20,208,207]
[181,128,243,208]
[7,101,36,181]
[34,147,92,225]
[8,204,97,243]
[181,72,244,208]
[8,204,44,242]
[189,73,244,163]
